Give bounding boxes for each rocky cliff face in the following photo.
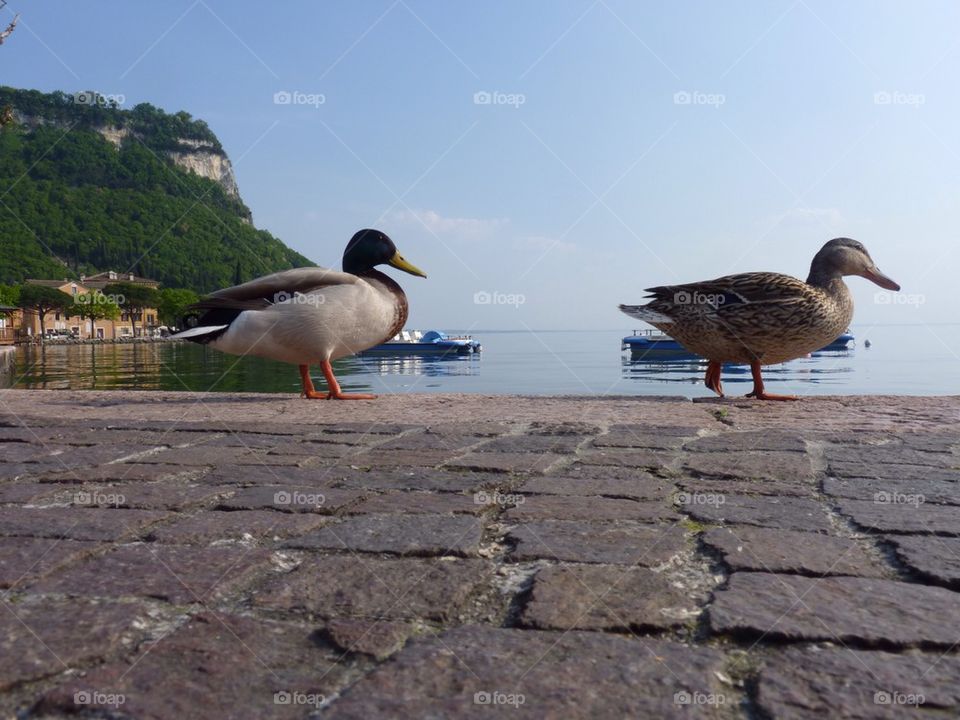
[12,112,241,200]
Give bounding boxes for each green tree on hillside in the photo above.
[73,291,120,337]
[102,282,159,337]
[18,284,71,340]
[157,288,199,329]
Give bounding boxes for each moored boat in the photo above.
[359,330,481,356]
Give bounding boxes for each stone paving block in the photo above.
[334,468,501,493]
[264,442,366,460]
[34,463,205,484]
[444,452,566,474]
[702,527,886,577]
[38,482,231,511]
[683,495,833,533]
[253,555,487,622]
[528,421,600,436]
[0,596,148,692]
[573,448,676,471]
[0,537,100,588]
[678,476,814,498]
[829,460,960,483]
[608,423,701,436]
[147,510,326,544]
[507,521,688,565]
[591,429,691,450]
[348,449,456,468]
[505,495,674,523]
[825,445,957,468]
[823,475,960,506]
[373,433,486,452]
[0,507,168,541]
[323,618,413,660]
[757,646,960,719]
[890,535,960,588]
[836,499,960,535]
[198,464,346,486]
[475,435,585,454]
[519,472,674,501]
[682,451,815,481]
[37,612,352,720]
[0,481,56,503]
[136,446,311,466]
[348,491,483,515]
[684,431,807,453]
[322,625,730,719]
[288,514,483,556]
[217,485,364,513]
[30,544,272,603]
[520,564,699,631]
[710,572,960,647]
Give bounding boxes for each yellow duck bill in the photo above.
[388,251,427,278]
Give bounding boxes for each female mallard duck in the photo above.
[177,229,426,399]
[619,238,900,400]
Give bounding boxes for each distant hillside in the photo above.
[0,86,314,291]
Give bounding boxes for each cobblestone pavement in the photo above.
[1,390,959,718]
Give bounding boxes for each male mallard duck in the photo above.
[176,229,426,399]
[619,238,900,400]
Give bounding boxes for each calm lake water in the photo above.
[3,324,959,397]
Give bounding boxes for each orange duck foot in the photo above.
[746,361,798,401]
[704,360,724,397]
[299,363,377,401]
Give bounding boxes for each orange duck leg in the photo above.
[299,363,377,400]
[704,360,724,397]
[745,361,798,401]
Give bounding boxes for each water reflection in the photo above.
[621,349,856,387]
[6,341,481,394]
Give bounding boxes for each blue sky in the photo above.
[4,1,958,330]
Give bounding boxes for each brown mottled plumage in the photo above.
[620,238,900,400]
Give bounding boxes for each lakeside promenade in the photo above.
[1,389,959,718]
